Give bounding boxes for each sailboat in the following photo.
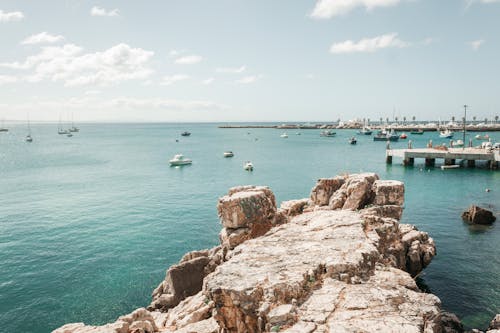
[0,119,8,132]
[58,115,69,135]
[26,116,33,142]
[69,114,79,132]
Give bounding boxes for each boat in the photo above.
[280,132,288,138]
[441,165,460,170]
[67,132,73,137]
[358,127,372,135]
[475,134,490,140]
[349,137,357,145]
[452,139,464,147]
[410,129,424,135]
[243,161,254,171]
[58,115,69,135]
[181,131,191,136]
[373,131,399,142]
[296,132,301,135]
[399,132,407,139]
[320,130,336,137]
[439,129,453,138]
[169,154,192,166]
[223,151,234,157]
[69,114,79,132]
[26,116,33,142]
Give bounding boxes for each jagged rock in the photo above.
[328,173,379,210]
[280,199,310,217]
[490,314,500,330]
[360,204,404,220]
[267,304,296,326]
[440,312,464,333]
[160,292,213,331]
[171,317,219,333]
[310,176,345,206]
[462,205,497,225]
[52,308,155,333]
[150,247,222,311]
[372,179,405,206]
[400,224,436,276]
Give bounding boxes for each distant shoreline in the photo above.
[219,124,500,132]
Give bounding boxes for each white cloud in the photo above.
[330,33,409,54]
[0,43,154,86]
[107,97,225,111]
[84,90,101,95]
[305,73,316,80]
[90,6,119,17]
[0,10,24,22]
[469,39,484,50]
[216,65,246,74]
[311,0,400,18]
[236,75,262,84]
[160,74,190,85]
[174,55,203,65]
[0,75,18,85]
[202,78,214,85]
[21,32,64,45]
[169,49,185,57]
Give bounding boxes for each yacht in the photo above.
[169,154,192,166]
[439,129,453,138]
[280,132,288,138]
[358,127,372,135]
[223,151,234,158]
[374,129,399,142]
[452,139,464,147]
[181,131,191,136]
[69,114,79,132]
[244,161,254,171]
[26,117,33,142]
[320,130,336,137]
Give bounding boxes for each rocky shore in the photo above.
[54,173,498,333]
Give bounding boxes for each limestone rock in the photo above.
[328,173,379,210]
[280,198,310,217]
[462,205,497,225]
[372,179,405,206]
[310,176,345,206]
[490,314,500,330]
[360,204,404,220]
[439,312,464,333]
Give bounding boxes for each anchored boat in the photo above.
[169,154,192,166]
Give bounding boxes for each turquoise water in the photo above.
[0,123,498,332]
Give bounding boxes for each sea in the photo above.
[0,123,498,332]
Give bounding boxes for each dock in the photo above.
[386,147,499,169]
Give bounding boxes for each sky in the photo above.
[0,0,499,122]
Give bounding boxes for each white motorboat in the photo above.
[320,130,336,137]
[223,151,234,157]
[280,132,288,138]
[244,161,254,171]
[439,129,453,138]
[441,165,460,170]
[169,154,192,166]
[26,135,33,143]
[452,139,464,147]
[475,134,490,140]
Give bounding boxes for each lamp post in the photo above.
[463,105,468,149]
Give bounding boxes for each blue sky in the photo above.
[0,0,499,122]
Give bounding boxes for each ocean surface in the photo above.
[0,123,498,332]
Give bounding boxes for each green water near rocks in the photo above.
[0,123,498,332]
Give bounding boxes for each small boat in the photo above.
[296,132,301,135]
[26,117,33,142]
[67,132,73,137]
[69,114,79,132]
[411,129,424,135]
[280,132,288,138]
[169,154,192,166]
[374,129,399,142]
[181,131,191,136]
[243,161,253,171]
[320,130,336,137]
[349,137,357,145]
[475,134,490,140]
[452,139,464,147]
[441,165,460,170]
[358,127,372,135]
[439,129,453,138]
[223,151,234,157]
[400,133,407,139]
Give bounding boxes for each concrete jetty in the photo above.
[386,147,500,169]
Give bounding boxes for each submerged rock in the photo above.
[462,205,497,225]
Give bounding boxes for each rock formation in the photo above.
[54,173,494,333]
[462,205,497,225]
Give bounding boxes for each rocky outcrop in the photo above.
[462,205,497,225]
[54,173,480,333]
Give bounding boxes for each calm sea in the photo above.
[0,123,498,332]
